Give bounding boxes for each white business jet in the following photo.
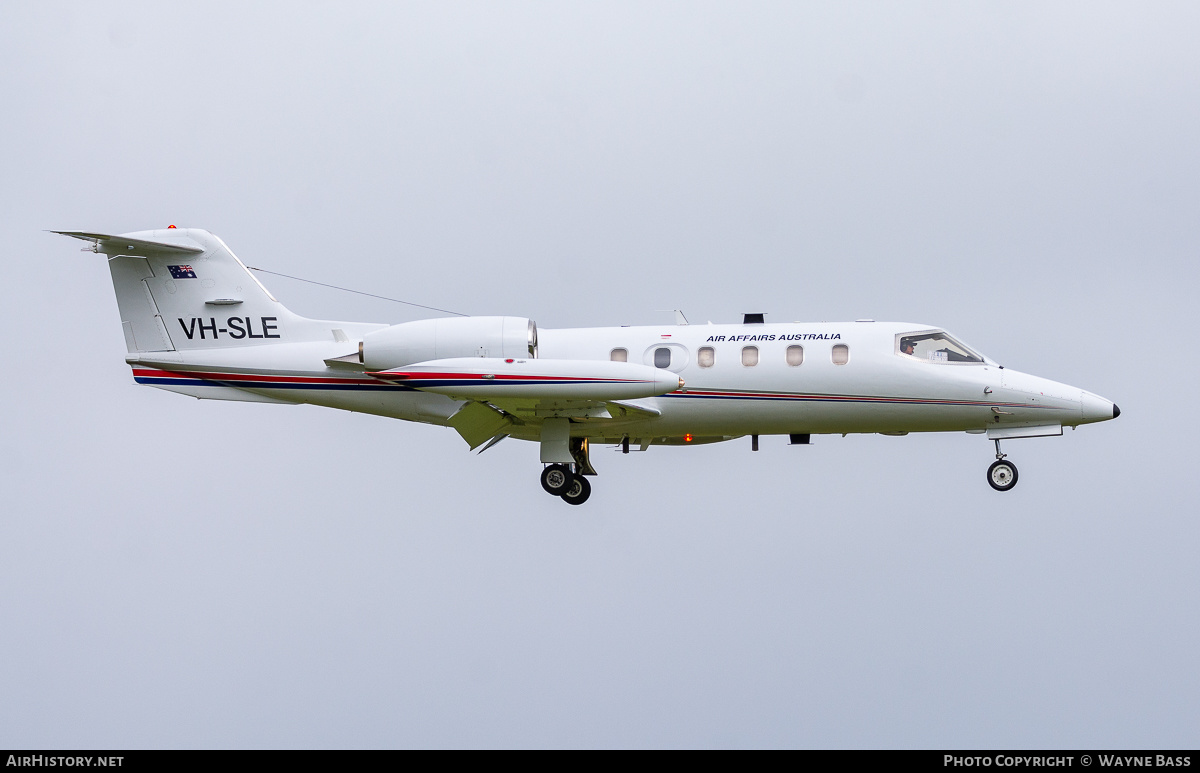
[57,227,1119,504]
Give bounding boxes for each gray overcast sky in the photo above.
[2,1,1197,748]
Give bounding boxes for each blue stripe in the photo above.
[135,376,219,387]
[135,377,412,392]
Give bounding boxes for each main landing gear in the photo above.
[988,439,1018,492]
[539,429,597,505]
[540,463,592,505]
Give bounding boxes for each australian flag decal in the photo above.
[168,265,197,279]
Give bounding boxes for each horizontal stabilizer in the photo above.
[367,357,683,401]
[52,230,204,257]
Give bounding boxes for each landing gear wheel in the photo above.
[561,475,592,505]
[541,464,573,495]
[987,460,1019,492]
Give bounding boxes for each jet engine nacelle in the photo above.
[361,316,537,371]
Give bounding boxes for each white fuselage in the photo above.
[59,226,1118,496]
[131,319,1113,446]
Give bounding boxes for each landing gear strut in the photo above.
[539,436,596,504]
[987,439,1018,492]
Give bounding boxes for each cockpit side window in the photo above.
[897,331,984,363]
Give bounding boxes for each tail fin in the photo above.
[56,228,335,353]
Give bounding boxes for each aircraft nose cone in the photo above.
[1080,391,1117,424]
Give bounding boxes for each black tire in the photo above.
[987,460,1019,492]
[540,464,573,495]
[561,475,592,505]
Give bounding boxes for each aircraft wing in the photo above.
[52,230,204,257]
[441,396,662,450]
[367,357,682,401]
[368,358,679,448]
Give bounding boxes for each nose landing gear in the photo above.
[987,439,1019,492]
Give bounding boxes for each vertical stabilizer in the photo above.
[56,228,340,352]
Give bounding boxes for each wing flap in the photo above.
[448,401,515,450]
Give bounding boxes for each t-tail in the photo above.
[55,228,352,353]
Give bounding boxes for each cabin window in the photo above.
[832,344,849,365]
[741,346,759,366]
[698,347,715,368]
[897,331,985,363]
[654,347,671,368]
[786,345,804,366]
[611,348,628,362]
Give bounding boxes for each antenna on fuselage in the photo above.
[654,309,690,325]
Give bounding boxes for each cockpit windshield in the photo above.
[897,330,985,364]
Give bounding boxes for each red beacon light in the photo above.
[684,433,693,442]
[167,224,176,229]
[505,359,514,363]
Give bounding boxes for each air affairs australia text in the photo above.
[705,333,841,342]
